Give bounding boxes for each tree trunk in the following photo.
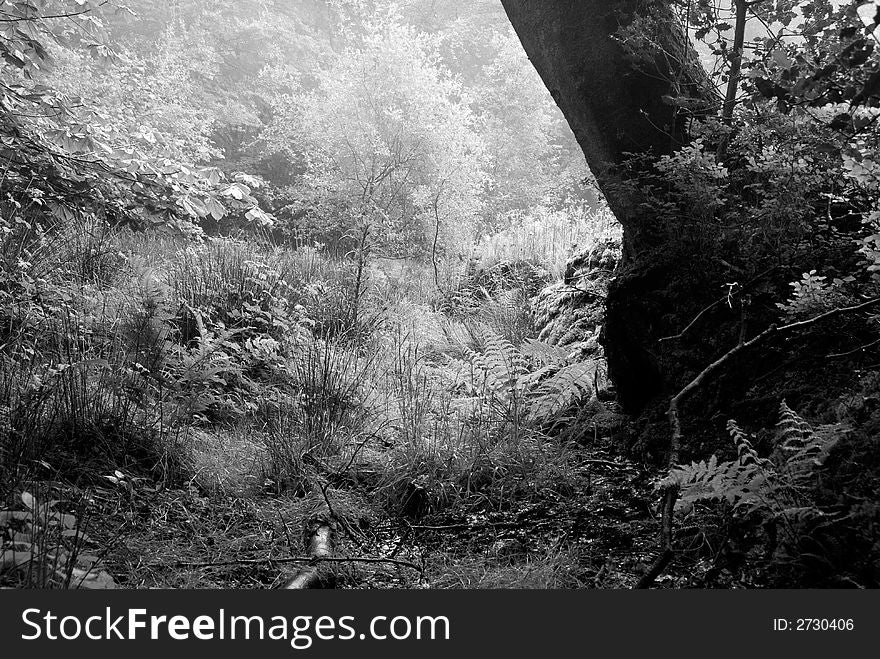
[501,0,717,411]
[501,0,707,232]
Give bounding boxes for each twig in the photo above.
[659,266,778,342]
[408,523,471,531]
[308,556,422,572]
[0,0,110,22]
[319,482,336,521]
[335,431,381,477]
[277,512,293,551]
[409,517,555,531]
[635,548,673,589]
[827,337,880,359]
[583,459,632,469]
[158,557,308,568]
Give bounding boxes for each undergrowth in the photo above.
[1,209,607,587]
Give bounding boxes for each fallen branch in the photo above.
[408,521,522,531]
[409,513,573,532]
[636,296,880,589]
[827,337,880,359]
[307,556,422,571]
[160,555,421,572]
[283,513,334,589]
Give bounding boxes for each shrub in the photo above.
[0,226,191,483]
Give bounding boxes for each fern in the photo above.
[728,419,771,468]
[661,457,768,516]
[519,338,571,365]
[446,329,599,425]
[663,402,846,531]
[465,330,528,394]
[527,360,598,422]
[775,400,840,481]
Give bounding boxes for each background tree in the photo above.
[265,12,486,279]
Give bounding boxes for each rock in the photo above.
[590,410,630,435]
[531,239,620,353]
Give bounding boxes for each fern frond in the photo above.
[774,402,843,479]
[666,402,847,550]
[527,360,596,422]
[776,400,814,453]
[727,419,771,468]
[519,338,570,366]
[483,330,527,377]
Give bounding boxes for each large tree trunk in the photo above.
[501,0,716,411]
[500,0,706,229]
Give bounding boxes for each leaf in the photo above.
[205,196,226,220]
[76,569,116,590]
[244,207,275,226]
[829,113,851,131]
[753,77,783,99]
[181,195,208,218]
[221,183,248,200]
[20,492,34,509]
[58,513,78,529]
[770,49,791,69]
[853,69,880,105]
[0,550,33,571]
[0,510,32,524]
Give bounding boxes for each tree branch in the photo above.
[0,1,109,22]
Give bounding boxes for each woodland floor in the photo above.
[84,436,709,590]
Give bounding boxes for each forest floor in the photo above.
[88,436,675,589]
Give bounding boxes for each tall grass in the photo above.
[476,204,620,279]
[259,332,382,493]
[0,216,194,484]
[361,329,578,517]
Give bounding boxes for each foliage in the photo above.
[661,402,844,557]
[1,0,621,587]
[267,11,486,267]
[615,2,879,323]
[447,328,604,427]
[0,0,275,239]
[475,203,620,280]
[776,270,854,319]
[1,488,115,589]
